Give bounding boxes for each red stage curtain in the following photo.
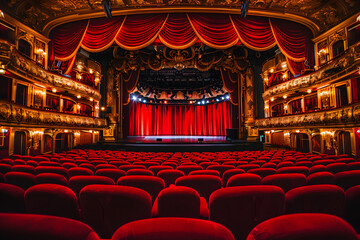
[81,73,95,88]
[123,70,140,105]
[220,69,239,105]
[188,13,238,49]
[82,16,125,52]
[231,15,275,51]
[159,13,198,49]
[129,101,232,136]
[115,14,167,50]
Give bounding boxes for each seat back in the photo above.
[0,183,25,213]
[261,173,306,192]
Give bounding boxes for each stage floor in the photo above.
[127,135,227,143]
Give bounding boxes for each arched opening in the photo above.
[55,133,73,153]
[338,131,352,155]
[14,131,27,155]
[294,133,310,153]
[18,39,32,58]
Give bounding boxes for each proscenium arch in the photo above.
[43,8,320,37]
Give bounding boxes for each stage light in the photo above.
[216,99,219,102]
[202,100,205,104]
[221,97,225,100]
[138,98,142,101]
[132,96,137,101]
[89,69,93,74]
[143,99,146,103]
[206,100,209,103]
[197,102,201,105]
[226,95,230,99]
[164,100,167,104]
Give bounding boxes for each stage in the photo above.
[78,135,263,152]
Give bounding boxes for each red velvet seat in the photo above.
[206,165,235,178]
[309,164,327,174]
[0,183,25,213]
[95,164,117,171]
[250,160,266,166]
[112,217,235,240]
[327,162,348,174]
[313,159,336,166]
[189,169,220,177]
[148,165,173,175]
[11,165,35,175]
[0,159,14,165]
[152,186,208,219]
[226,173,262,187]
[0,213,100,240]
[157,169,185,187]
[210,185,285,240]
[5,172,36,190]
[39,161,62,167]
[133,162,160,168]
[62,162,78,169]
[248,168,276,178]
[175,175,222,202]
[78,163,96,172]
[261,163,277,169]
[126,169,154,176]
[176,165,203,175]
[335,170,360,190]
[95,169,126,182]
[25,184,79,219]
[35,166,68,179]
[285,185,345,217]
[237,164,260,172]
[35,173,68,186]
[306,172,335,185]
[119,165,146,172]
[117,176,164,202]
[69,176,115,196]
[68,167,94,178]
[222,169,245,187]
[80,185,152,238]
[0,163,11,174]
[345,185,360,233]
[199,162,220,169]
[276,166,309,176]
[261,173,306,192]
[294,161,313,168]
[246,213,358,240]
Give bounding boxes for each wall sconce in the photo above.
[270,97,274,102]
[101,107,105,111]
[307,89,312,94]
[295,130,300,133]
[282,72,287,79]
[269,68,274,73]
[77,95,81,99]
[281,62,287,69]
[284,105,288,110]
[283,95,287,99]
[89,69,93,74]
[89,97,93,102]
[52,88,57,93]
[64,129,68,133]
[0,10,4,18]
[318,48,328,56]
[0,65,5,74]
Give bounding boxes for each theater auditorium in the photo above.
[0,0,360,239]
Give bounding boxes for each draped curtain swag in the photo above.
[50,13,314,75]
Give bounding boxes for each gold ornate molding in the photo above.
[0,41,101,101]
[256,101,360,129]
[0,100,106,129]
[263,42,360,100]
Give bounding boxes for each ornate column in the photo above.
[244,67,258,141]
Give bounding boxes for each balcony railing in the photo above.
[0,100,106,129]
[256,101,360,129]
[263,42,360,99]
[0,40,101,101]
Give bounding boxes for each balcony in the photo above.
[0,40,101,101]
[256,101,360,129]
[263,42,360,100]
[0,100,106,129]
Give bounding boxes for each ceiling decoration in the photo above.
[1,0,359,33]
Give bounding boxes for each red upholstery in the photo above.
[35,166,68,179]
[175,175,222,201]
[306,172,335,185]
[276,162,294,169]
[345,185,360,233]
[335,170,360,190]
[285,185,345,217]
[148,166,173,175]
[112,217,235,240]
[35,173,69,186]
[189,170,220,177]
[117,176,165,202]
[79,163,96,172]
[210,185,285,240]
[95,169,126,182]
[176,165,203,175]
[157,169,185,187]
[80,185,151,238]
[11,165,35,175]
[5,172,36,190]
[69,176,115,196]
[248,168,276,178]
[276,166,309,176]
[126,169,154,176]
[39,161,62,167]
[222,169,245,187]
[0,163,11,174]
[0,173,3,183]
[95,164,117,171]
[327,163,348,174]
[246,213,358,240]
[119,165,147,172]
[309,165,327,174]
[226,173,261,187]
[200,162,220,169]
[62,162,78,169]
[68,167,94,178]
[25,184,79,219]
[237,164,260,171]
[152,186,208,219]
[207,165,235,177]
[347,162,360,171]
[0,183,25,213]
[261,173,306,192]
[261,163,277,169]
[0,213,100,240]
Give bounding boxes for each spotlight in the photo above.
[138,98,142,102]
[197,102,201,105]
[216,99,220,102]
[102,0,112,18]
[206,100,209,103]
[132,96,137,101]
[226,95,230,99]
[221,97,225,100]
[202,100,205,104]
[143,99,146,103]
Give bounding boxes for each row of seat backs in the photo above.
[1,183,360,238]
